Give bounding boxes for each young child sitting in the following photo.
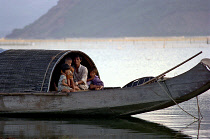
[64,57,79,91]
[87,68,104,90]
[58,64,75,92]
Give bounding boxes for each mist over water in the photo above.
[0,40,210,138]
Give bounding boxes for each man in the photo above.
[73,55,88,90]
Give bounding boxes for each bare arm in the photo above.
[66,70,73,86]
[62,79,69,86]
[87,76,94,82]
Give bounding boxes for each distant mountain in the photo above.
[0,0,58,38]
[6,0,210,39]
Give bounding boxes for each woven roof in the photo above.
[0,49,97,92]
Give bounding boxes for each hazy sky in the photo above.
[0,0,59,37]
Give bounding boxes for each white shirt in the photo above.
[73,64,88,88]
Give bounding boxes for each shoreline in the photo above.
[0,36,209,49]
[0,36,209,43]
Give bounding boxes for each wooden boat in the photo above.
[0,49,209,117]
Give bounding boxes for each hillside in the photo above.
[0,0,58,38]
[6,0,210,39]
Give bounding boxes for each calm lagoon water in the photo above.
[0,40,209,138]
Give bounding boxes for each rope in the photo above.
[156,80,200,120]
[196,96,203,120]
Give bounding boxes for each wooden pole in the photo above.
[141,51,202,86]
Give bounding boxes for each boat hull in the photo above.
[0,60,210,117]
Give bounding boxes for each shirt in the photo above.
[58,75,71,91]
[73,64,88,88]
[92,75,104,86]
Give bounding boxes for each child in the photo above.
[87,68,104,90]
[58,64,75,92]
[64,57,79,91]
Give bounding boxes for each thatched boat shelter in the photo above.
[0,49,97,93]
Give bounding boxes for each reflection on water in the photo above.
[135,90,210,138]
[0,117,191,138]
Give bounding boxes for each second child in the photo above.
[58,64,75,92]
[64,57,79,90]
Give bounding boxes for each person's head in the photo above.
[90,68,98,77]
[65,57,72,67]
[74,55,82,67]
[61,64,70,74]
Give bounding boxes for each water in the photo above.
[0,39,210,138]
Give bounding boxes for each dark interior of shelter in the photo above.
[49,52,97,91]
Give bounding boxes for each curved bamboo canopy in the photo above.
[0,49,97,92]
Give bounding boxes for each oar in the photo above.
[140,51,202,86]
